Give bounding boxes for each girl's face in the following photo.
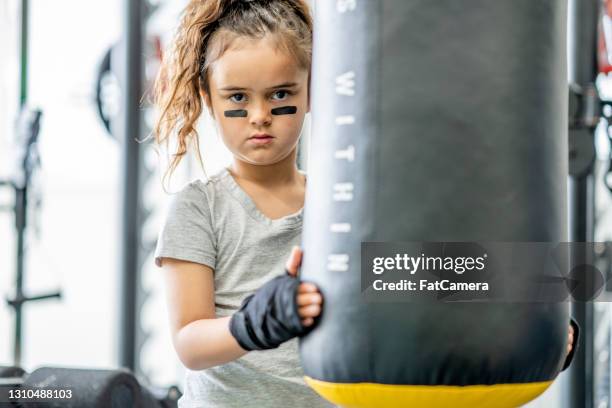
[204,36,310,167]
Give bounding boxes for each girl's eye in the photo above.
[229,93,246,103]
[272,90,291,101]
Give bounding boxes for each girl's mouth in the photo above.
[249,134,274,144]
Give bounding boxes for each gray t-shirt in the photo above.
[154,167,334,408]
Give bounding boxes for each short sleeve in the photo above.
[154,181,216,270]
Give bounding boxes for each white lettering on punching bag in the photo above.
[330,223,351,233]
[336,71,355,96]
[333,182,354,201]
[328,2,358,274]
[335,115,355,125]
[328,254,349,271]
[337,0,356,13]
[335,145,355,162]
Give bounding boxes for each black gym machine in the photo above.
[566,0,612,407]
[1,0,179,406]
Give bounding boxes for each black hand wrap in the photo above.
[561,318,580,372]
[229,273,313,351]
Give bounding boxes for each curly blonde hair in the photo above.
[152,0,313,190]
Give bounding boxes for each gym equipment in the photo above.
[1,107,62,367]
[568,0,601,406]
[0,366,26,379]
[95,46,115,136]
[1,3,182,406]
[14,366,180,408]
[0,366,26,407]
[300,1,569,407]
[94,35,162,139]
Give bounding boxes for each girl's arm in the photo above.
[161,257,247,370]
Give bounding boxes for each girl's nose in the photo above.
[249,103,272,127]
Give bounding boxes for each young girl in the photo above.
[152,0,578,406]
[152,0,332,407]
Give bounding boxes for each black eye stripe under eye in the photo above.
[271,106,297,115]
[223,106,298,118]
[224,109,248,117]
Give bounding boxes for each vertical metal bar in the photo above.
[12,188,26,366]
[118,0,144,371]
[566,0,599,407]
[19,0,28,107]
[567,177,596,408]
[12,0,29,366]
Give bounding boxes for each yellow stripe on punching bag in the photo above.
[304,376,554,408]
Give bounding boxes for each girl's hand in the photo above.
[286,246,323,327]
[567,324,575,356]
[562,319,579,371]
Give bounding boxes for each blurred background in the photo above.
[0,0,235,402]
[1,0,612,407]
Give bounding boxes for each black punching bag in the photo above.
[300,1,568,407]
